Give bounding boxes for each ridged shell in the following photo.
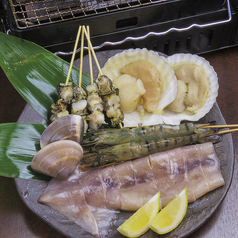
[164,53,219,124]
[40,115,84,148]
[31,140,83,179]
[101,48,177,127]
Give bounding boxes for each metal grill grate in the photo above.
[10,0,164,29]
[2,0,234,55]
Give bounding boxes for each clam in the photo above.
[31,140,83,179]
[40,115,84,148]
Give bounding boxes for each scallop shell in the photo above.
[101,48,177,127]
[164,53,219,124]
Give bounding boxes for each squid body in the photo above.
[39,142,224,237]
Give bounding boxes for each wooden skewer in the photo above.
[86,26,94,86]
[84,25,123,129]
[65,26,82,85]
[208,128,238,136]
[82,26,103,76]
[80,25,123,129]
[198,124,238,136]
[79,26,85,88]
[198,124,238,129]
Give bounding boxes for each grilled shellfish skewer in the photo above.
[81,26,106,132]
[50,25,124,131]
[83,25,124,128]
[71,86,88,132]
[69,27,93,132]
[86,83,106,131]
[81,130,221,169]
[50,26,82,122]
[96,75,124,127]
[96,74,114,96]
[50,82,74,122]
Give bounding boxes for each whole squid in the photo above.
[39,142,224,237]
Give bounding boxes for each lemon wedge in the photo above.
[117,192,160,237]
[149,188,188,235]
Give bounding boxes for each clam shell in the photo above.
[31,140,83,179]
[101,48,177,127]
[164,53,219,124]
[40,115,84,148]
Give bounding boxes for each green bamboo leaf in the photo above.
[0,122,50,181]
[0,32,91,122]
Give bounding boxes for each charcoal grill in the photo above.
[0,0,237,55]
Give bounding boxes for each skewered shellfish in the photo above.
[50,82,74,121]
[31,140,83,179]
[101,48,177,127]
[40,115,84,148]
[164,53,219,124]
[49,26,124,131]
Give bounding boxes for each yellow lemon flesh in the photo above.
[117,192,160,238]
[149,188,188,235]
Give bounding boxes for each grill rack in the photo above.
[1,0,238,56]
[58,0,232,54]
[10,0,165,29]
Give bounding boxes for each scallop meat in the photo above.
[164,53,219,124]
[101,48,177,127]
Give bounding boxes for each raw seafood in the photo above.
[165,53,218,124]
[39,142,224,237]
[120,59,161,113]
[81,131,221,169]
[82,122,213,146]
[101,48,177,127]
[113,74,146,113]
[31,140,84,179]
[40,115,84,148]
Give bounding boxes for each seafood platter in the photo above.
[0,27,235,238]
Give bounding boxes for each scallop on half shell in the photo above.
[101,48,177,127]
[163,53,219,124]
